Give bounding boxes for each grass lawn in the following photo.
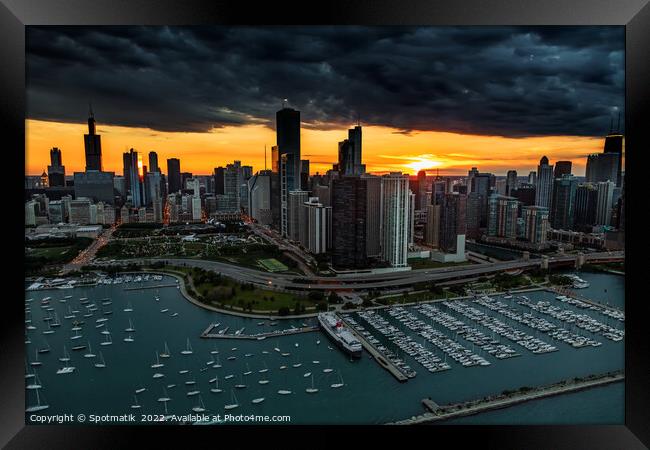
[407,258,472,270]
[258,258,289,272]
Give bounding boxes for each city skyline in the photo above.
[26,26,624,177]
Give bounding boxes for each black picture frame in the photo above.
[4,0,649,448]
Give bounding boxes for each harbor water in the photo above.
[24,271,624,424]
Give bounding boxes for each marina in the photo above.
[24,270,624,424]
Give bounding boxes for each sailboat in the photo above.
[212,355,222,369]
[83,341,96,358]
[124,332,134,343]
[210,376,223,393]
[157,386,171,402]
[210,344,220,355]
[252,396,265,404]
[192,395,207,413]
[303,372,311,378]
[135,383,146,394]
[100,333,112,346]
[124,301,133,312]
[26,373,42,389]
[125,319,135,333]
[292,356,302,368]
[234,374,247,389]
[38,339,51,354]
[70,328,83,340]
[224,390,239,410]
[26,389,49,412]
[258,361,269,374]
[330,371,344,388]
[151,351,164,369]
[181,338,193,355]
[277,389,292,395]
[305,374,319,394]
[322,361,334,374]
[258,377,270,385]
[51,313,61,328]
[25,360,35,379]
[187,386,200,397]
[94,351,106,368]
[131,394,142,409]
[30,350,42,367]
[243,363,252,376]
[153,371,165,379]
[316,339,321,345]
[160,342,171,358]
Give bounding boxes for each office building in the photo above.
[425,203,441,247]
[73,171,115,204]
[535,156,554,209]
[550,175,578,230]
[148,151,159,173]
[596,181,615,226]
[505,170,517,196]
[47,147,66,187]
[554,161,572,178]
[287,190,309,242]
[248,170,272,225]
[362,175,382,258]
[522,206,549,244]
[84,108,102,171]
[68,198,92,225]
[380,173,410,268]
[574,183,599,231]
[586,152,619,184]
[302,198,332,254]
[488,194,519,238]
[603,128,624,186]
[166,158,181,194]
[124,149,143,207]
[331,176,367,269]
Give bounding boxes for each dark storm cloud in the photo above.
[26,26,624,137]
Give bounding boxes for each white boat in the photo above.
[331,371,344,389]
[26,389,49,412]
[58,346,71,362]
[160,342,171,358]
[100,333,113,346]
[151,352,164,369]
[234,374,247,389]
[305,374,319,394]
[303,372,311,378]
[277,389,292,395]
[210,344,220,355]
[83,342,96,358]
[251,397,265,404]
[26,374,42,389]
[295,343,299,348]
[258,379,270,385]
[224,390,239,410]
[258,362,269,373]
[25,360,35,379]
[70,329,82,340]
[56,366,75,375]
[292,357,302,368]
[179,369,189,375]
[187,389,200,397]
[123,302,133,312]
[243,364,252,376]
[135,385,146,394]
[125,319,135,333]
[160,308,169,313]
[181,338,193,355]
[224,374,234,380]
[153,372,165,379]
[30,350,42,367]
[316,340,321,345]
[157,387,171,402]
[94,352,106,368]
[192,395,207,413]
[131,395,142,409]
[212,355,222,369]
[124,332,134,343]
[210,376,223,393]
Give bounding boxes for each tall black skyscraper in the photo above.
[149,151,159,173]
[214,167,225,195]
[554,161,572,179]
[47,147,66,187]
[276,107,301,189]
[167,158,181,194]
[603,129,623,187]
[84,106,102,171]
[331,176,367,269]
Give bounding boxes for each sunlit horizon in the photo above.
[26,118,615,179]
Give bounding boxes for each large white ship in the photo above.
[318,313,362,358]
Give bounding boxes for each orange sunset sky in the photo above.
[25,119,610,178]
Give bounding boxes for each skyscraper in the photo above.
[585,153,619,184]
[596,181,615,226]
[553,161,572,178]
[303,198,332,254]
[488,194,519,238]
[470,172,493,228]
[550,175,578,230]
[248,170,272,225]
[166,158,181,194]
[288,190,309,242]
[439,192,467,254]
[380,173,411,268]
[603,127,623,187]
[47,147,66,187]
[276,107,301,193]
[574,183,599,231]
[148,151,159,173]
[125,149,143,207]
[505,170,517,196]
[416,170,427,210]
[363,175,382,258]
[535,156,554,210]
[522,206,549,244]
[213,167,225,195]
[84,107,102,171]
[331,176,367,269]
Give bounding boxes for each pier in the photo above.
[389,371,624,424]
[338,316,409,383]
[123,283,178,291]
[200,323,319,340]
[547,286,622,313]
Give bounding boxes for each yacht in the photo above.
[160,342,171,358]
[25,389,49,412]
[151,352,164,369]
[305,374,319,394]
[224,390,239,410]
[94,352,106,368]
[210,376,223,393]
[131,395,142,409]
[251,397,265,404]
[181,338,193,355]
[192,395,207,413]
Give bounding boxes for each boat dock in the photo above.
[123,283,178,291]
[200,323,319,340]
[338,316,409,383]
[547,286,622,313]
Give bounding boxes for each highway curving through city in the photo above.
[120,251,623,293]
